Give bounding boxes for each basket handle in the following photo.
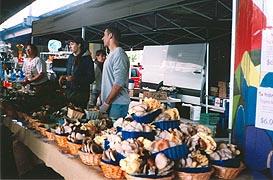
[267,150,273,168]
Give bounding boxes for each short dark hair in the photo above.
[69,36,87,52]
[70,36,84,45]
[27,44,38,57]
[96,49,106,57]
[106,27,121,42]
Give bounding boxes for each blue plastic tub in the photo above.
[212,157,240,168]
[121,130,155,141]
[132,109,162,124]
[153,120,180,130]
[152,144,189,160]
[176,166,211,173]
[128,172,173,179]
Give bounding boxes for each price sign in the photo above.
[255,87,273,131]
[261,29,273,72]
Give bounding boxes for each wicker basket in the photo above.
[55,134,68,148]
[176,168,214,180]
[28,118,41,130]
[67,107,84,119]
[125,173,174,180]
[28,117,36,123]
[212,162,245,179]
[33,121,43,131]
[39,126,48,137]
[28,117,35,124]
[45,130,55,141]
[78,150,102,166]
[67,141,82,155]
[100,160,125,179]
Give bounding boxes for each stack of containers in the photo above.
[100,108,163,179]
[100,106,191,180]
[199,113,220,137]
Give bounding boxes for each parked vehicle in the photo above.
[130,66,142,88]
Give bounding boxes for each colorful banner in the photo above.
[255,87,273,131]
[255,0,273,131]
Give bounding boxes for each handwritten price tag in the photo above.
[255,87,273,131]
[260,117,273,125]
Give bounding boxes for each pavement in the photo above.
[1,124,63,180]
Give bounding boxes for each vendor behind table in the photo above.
[58,36,95,109]
[21,44,52,98]
[87,49,107,109]
[100,27,130,119]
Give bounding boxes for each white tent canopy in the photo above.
[32,0,184,37]
[32,0,232,50]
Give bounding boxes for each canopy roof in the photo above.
[32,0,232,50]
[0,0,34,24]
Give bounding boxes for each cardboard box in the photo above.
[209,86,219,96]
[143,91,168,100]
[218,81,227,88]
[129,89,148,97]
[218,86,227,98]
[218,81,227,98]
[218,89,227,98]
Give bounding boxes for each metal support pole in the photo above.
[205,43,209,113]
[228,0,238,144]
[129,47,133,79]
[31,36,34,44]
[81,27,86,40]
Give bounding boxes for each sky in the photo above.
[0,0,84,31]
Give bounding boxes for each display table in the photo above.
[2,118,108,180]
[130,96,181,103]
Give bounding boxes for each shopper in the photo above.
[21,44,49,96]
[16,44,51,172]
[87,49,107,108]
[100,27,130,119]
[59,36,95,109]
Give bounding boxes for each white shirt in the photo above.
[101,47,130,105]
[22,56,48,85]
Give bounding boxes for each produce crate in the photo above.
[67,107,84,119]
[143,91,167,100]
[129,89,148,97]
[204,124,217,137]
[200,113,220,125]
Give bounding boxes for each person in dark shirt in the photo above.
[87,49,106,107]
[59,36,95,109]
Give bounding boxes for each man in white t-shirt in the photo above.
[100,27,130,119]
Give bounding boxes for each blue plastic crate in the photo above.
[121,130,155,141]
[131,109,162,124]
[153,120,180,130]
[152,144,189,160]
[176,166,211,173]
[212,157,240,168]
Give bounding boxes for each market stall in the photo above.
[1,87,246,180]
[2,0,273,178]
[30,0,232,143]
[2,117,107,180]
